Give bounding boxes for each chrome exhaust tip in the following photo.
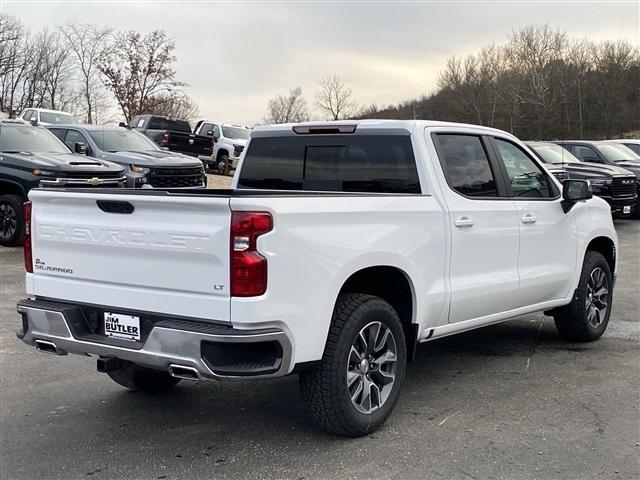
[35,339,63,355]
[168,364,201,381]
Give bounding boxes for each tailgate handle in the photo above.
[96,200,134,214]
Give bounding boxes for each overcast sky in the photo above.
[3,1,639,125]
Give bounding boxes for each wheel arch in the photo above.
[337,265,418,361]
[216,148,229,159]
[0,180,27,199]
[586,236,616,274]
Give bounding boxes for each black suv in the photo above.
[0,121,125,246]
[527,141,638,218]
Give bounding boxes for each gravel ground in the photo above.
[0,216,638,480]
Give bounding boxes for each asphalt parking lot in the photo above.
[0,213,638,480]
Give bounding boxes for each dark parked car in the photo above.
[127,115,212,158]
[47,125,207,189]
[0,121,125,246]
[527,141,638,218]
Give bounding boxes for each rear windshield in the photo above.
[144,117,191,133]
[237,135,420,194]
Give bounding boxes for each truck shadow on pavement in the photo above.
[94,315,598,439]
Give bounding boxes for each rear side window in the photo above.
[435,134,498,197]
[238,135,420,193]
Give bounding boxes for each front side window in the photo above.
[200,123,214,137]
[63,130,88,151]
[238,135,420,193]
[435,134,498,197]
[571,145,601,162]
[494,138,554,198]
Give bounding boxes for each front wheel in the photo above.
[553,251,613,342]
[300,294,407,437]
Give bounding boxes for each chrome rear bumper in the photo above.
[17,299,292,380]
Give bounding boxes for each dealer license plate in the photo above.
[104,312,141,341]
[623,206,631,214]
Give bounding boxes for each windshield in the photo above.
[529,143,581,164]
[39,112,77,124]
[222,126,250,140]
[0,125,70,153]
[89,129,160,152]
[597,143,640,162]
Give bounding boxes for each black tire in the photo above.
[553,251,613,342]
[300,294,407,437]
[107,361,181,392]
[217,154,230,176]
[0,194,25,247]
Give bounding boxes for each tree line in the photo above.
[0,14,196,123]
[266,25,639,140]
[362,25,639,140]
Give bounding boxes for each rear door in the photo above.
[432,133,520,324]
[28,189,232,322]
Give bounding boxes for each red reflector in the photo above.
[23,201,33,273]
[230,212,273,297]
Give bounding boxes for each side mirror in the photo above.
[561,179,592,213]
[74,142,87,155]
[29,119,38,127]
[206,130,213,136]
[118,122,126,128]
[213,136,219,143]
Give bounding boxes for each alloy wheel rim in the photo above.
[346,321,398,414]
[0,203,17,241]
[585,267,609,328]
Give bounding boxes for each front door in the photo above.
[492,137,577,307]
[433,133,520,324]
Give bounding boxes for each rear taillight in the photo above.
[23,201,32,273]
[230,211,273,297]
[161,131,170,146]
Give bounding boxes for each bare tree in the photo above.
[97,29,183,121]
[144,91,200,123]
[314,74,358,120]
[59,22,111,123]
[265,87,308,123]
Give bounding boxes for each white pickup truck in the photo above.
[17,120,618,437]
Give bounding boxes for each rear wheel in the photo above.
[300,294,406,437]
[107,361,181,392]
[553,251,613,342]
[0,194,24,247]
[217,154,230,176]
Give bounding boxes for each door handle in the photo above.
[454,216,474,228]
[522,213,537,224]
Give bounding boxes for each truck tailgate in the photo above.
[27,189,231,322]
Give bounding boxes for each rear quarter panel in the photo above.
[229,194,448,366]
